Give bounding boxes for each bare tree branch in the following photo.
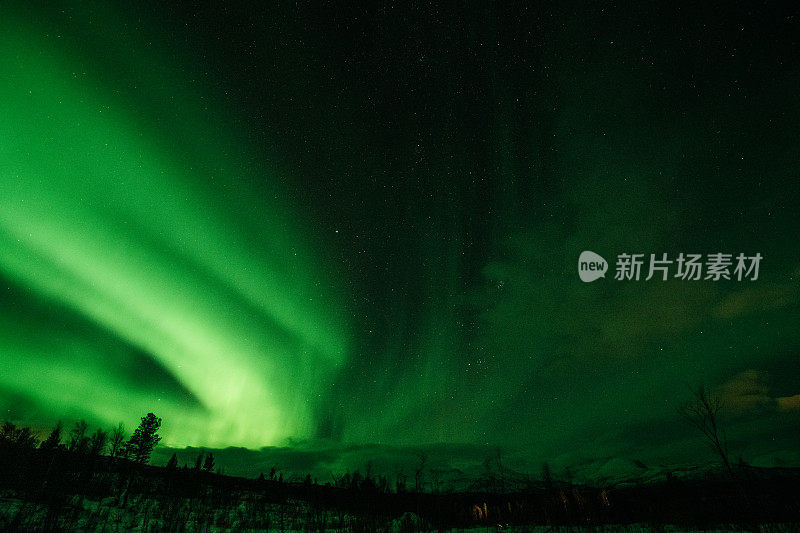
[679,385,733,476]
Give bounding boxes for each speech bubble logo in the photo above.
[578,251,608,282]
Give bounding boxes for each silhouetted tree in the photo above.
[39,421,63,451]
[166,453,178,470]
[123,413,162,465]
[89,428,107,456]
[395,468,407,493]
[109,422,126,458]
[68,420,89,453]
[414,451,426,492]
[680,386,733,476]
[203,452,215,472]
[0,421,13,443]
[194,452,204,470]
[0,421,38,448]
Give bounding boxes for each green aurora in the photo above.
[1,2,799,477]
[0,2,349,448]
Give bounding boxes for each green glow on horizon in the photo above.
[0,7,348,447]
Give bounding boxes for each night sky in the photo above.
[1,2,799,480]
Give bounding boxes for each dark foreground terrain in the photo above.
[2,435,800,531]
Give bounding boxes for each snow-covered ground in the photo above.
[1,494,798,533]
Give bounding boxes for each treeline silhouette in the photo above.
[1,413,799,531]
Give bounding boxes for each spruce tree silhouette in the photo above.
[123,413,162,465]
[39,421,63,451]
[166,453,178,469]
